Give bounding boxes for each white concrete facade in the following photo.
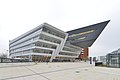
[9,23,81,62]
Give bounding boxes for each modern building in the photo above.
[9,20,110,62]
[106,48,120,68]
[98,56,106,65]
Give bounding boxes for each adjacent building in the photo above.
[98,56,106,65]
[106,48,120,68]
[79,48,89,60]
[9,20,110,62]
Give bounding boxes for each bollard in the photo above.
[90,57,92,64]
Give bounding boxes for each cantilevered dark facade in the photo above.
[67,20,110,48]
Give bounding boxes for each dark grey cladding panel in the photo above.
[67,20,110,48]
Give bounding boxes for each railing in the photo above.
[0,57,30,63]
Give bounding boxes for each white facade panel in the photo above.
[9,23,81,62]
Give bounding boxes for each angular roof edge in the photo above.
[66,20,110,48]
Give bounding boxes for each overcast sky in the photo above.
[0,0,120,57]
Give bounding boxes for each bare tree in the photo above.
[0,53,7,58]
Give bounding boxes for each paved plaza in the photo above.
[0,62,120,80]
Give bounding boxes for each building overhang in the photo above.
[67,20,110,48]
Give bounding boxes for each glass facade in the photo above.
[106,49,120,68]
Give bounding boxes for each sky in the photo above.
[0,0,120,57]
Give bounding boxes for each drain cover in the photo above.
[84,69,88,71]
[75,71,80,73]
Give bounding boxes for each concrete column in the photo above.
[50,33,68,62]
[29,54,32,62]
